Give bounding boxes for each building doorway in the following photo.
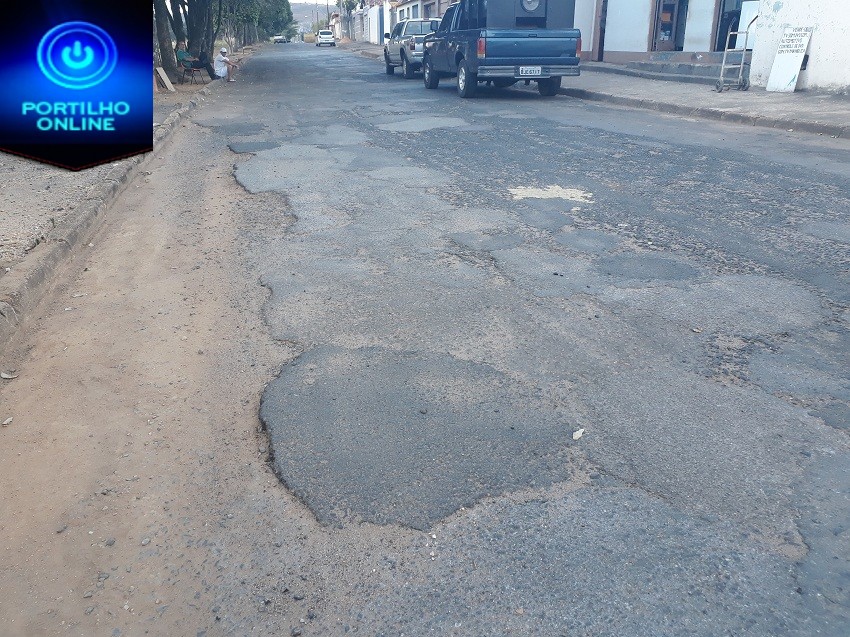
[715,0,742,50]
[653,0,689,51]
[715,0,758,51]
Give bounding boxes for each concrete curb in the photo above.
[0,87,212,350]
[560,88,848,138]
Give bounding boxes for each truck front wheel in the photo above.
[457,60,477,98]
[423,56,439,89]
[537,76,562,97]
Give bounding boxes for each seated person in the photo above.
[176,41,215,80]
[214,47,239,82]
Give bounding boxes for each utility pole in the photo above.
[326,0,330,26]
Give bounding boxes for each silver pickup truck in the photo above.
[384,18,442,78]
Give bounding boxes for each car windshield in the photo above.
[319,30,332,35]
[404,21,435,35]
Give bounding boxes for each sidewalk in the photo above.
[0,75,214,348]
[565,67,850,137]
[341,40,850,137]
[0,42,264,348]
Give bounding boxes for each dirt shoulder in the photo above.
[0,47,378,636]
[0,118,297,635]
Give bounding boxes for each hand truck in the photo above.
[716,15,757,92]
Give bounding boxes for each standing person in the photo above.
[214,48,239,82]
[175,41,216,80]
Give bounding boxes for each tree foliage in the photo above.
[159,0,296,57]
[218,0,295,41]
[259,0,294,34]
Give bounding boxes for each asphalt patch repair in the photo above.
[259,346,582,530]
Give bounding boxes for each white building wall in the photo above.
[367,5,382,43]
[573,0,596,53]
[750,0,850,91]
[396,0,424,21]
[682,0,715,51]
[383,1,394,38]
[330,17,342,39]
[604,0,653,52]
[351,10,363,41]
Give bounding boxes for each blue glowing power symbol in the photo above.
[62,41,96,70]
[37,22,117,90]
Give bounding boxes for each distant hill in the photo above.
[291,2,336,33]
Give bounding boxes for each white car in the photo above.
[316,30,335,46]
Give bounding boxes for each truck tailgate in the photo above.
[483,29,580,62]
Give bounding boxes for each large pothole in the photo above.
[259,345,584,530]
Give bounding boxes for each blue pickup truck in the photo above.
[422,0,581,97]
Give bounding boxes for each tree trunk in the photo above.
[154,0,180,80]
[211,0,224,55]
[186,0,213,57]
[205,0,219,56]
[153,11,161,66]
[169,0,187,44]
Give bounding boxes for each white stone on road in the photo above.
[509,185,595,203]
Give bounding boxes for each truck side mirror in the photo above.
[384,32,390,39]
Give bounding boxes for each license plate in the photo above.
[519,66,542,76]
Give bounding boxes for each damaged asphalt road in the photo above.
[218,44,848,634]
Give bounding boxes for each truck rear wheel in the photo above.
[402,54,415,79]
[457,60,477,98]
[537,76,561,97]
[423,56,439,89]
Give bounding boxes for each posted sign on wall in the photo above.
[766,26,813,93]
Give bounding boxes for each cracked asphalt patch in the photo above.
[236,45,850,633]
[360,487,813,637]
[260,345,585,530]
